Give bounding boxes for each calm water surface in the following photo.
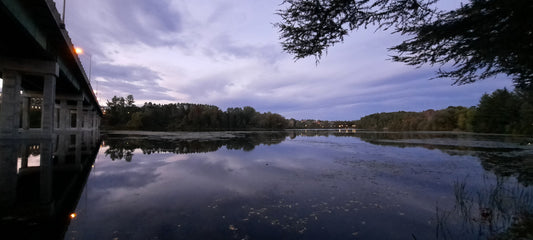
[2,131,532,239]
[62,131,533,240]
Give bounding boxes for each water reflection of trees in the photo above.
[436,177,533,239]
[288,129,358,138]
[287,130,533,186]
[103,130,533,185]
[103,132,289,161]
[478,153,533,187]
[353,131,533,186]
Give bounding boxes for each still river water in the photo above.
[2,130,532,239]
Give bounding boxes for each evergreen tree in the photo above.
[277,0,533,88]
[472,89,520,133]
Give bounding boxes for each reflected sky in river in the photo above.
[62,131,532,240]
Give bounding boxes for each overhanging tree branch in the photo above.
[276,0,533,88]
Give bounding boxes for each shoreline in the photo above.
[101,130,286,140]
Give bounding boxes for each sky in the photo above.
[50,0,512,120]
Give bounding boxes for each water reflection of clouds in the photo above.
[154,151,278,196]
[161,153,190,163]
[89,152,168,202]
[91,139,345,207]
[68,132,533,239]
[93,134,517,208]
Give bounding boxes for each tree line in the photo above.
[102,95,288,131]
[103,87,532,135]
[102,95,361,131]
[356,88,533,135]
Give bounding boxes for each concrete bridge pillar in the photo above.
[20,144,29,168]
[92,111,98,130]
[0,59,61,139]
[86,110,92,129]
[58,100,69,130]
[55,134,68,164]
[22,96,30,130]
[77,100,83,130]
[42,74,56,135]
[0,70,22,136]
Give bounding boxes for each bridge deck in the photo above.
[0,0,101,139]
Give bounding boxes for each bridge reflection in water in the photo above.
[0,132,100,240]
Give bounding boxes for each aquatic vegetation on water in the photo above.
[436,176,533,239]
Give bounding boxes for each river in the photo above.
[1,130,532,239]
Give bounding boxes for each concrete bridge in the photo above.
[0,0,102,139]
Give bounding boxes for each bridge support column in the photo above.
[42,74,56,136]
[92,111,98,131]
[22,97,30,130]
[0,70,22,136]
[58,100,69,130]
[0,59,60,139]
[76,100,83,130]
[55,134,68,164]
[83,108,91,130]
[20,144,29,168]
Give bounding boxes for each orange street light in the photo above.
[74,47,84,55]
[74,46,92,84]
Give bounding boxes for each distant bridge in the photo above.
[0,0,101,139]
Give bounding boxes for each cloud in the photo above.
[206,34,283,64]
[56,0,514,120]
[92,63,175,102]
[72,0,182,46]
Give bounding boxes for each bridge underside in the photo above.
[0,64,100,139]
[0,0,101,139]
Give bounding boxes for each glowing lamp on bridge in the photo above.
[73,46,93,85]
[74,47,84,55]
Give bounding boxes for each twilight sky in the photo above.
[54,0,512,120]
